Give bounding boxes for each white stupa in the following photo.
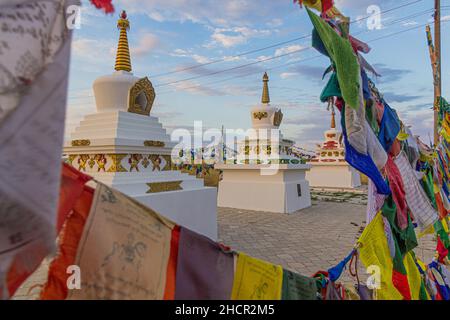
[215,73,312,213]
[305,109,361,189]
[63,11,217,240]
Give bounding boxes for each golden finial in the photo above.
[114,10,132,72]
[261,72,270,104]
[331,107,336,129]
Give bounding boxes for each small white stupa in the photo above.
[306,109,361,189]
[215,73,312,213]
[63,11,218,240]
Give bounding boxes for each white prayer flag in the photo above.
[0,0,79,299]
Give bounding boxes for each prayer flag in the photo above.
[231,253,283,300]
[306,8,360,110]
[281,269,317,300]
[358,212,403,300]
[0,0,77,299]
[175,227,235,300]
[67,183,175,300]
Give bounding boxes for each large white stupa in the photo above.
[215,73,312,213]
[63,11,217,240]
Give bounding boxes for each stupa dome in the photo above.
[93,11,155,115]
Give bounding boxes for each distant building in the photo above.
[216,73,312,213]
[306,110,361,189]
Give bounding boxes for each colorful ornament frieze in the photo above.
[129,154,143,172]
[66,153,172,173]
[95,154,107,172]
[107,154,128,172]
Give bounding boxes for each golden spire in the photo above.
[261,72,270,104]
[114,10,132,72]
[331,108,336,129]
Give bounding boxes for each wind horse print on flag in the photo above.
[66,183,175,300]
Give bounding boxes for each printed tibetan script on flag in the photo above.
[0,0,78,299]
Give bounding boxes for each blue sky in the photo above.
[67,0,450,150]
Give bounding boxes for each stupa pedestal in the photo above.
[306,111,361,190]
[64,12,217,240]
[216,163,311,213]
[215,73,311,213]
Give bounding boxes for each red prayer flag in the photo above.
[57,163,92,233]
[385,156,409,230]
[41,185,95,300]
[437,237,449,264]
[90,0,115,14]
[392,269,411,300]
[321,0,334,13]
[163,226,180,300]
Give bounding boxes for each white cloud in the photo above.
[211,30,246,48]
[165,79,225,96]
[170,49,210,64]
[191,54,211,64]
[172,48,188,55]
[222,55,241,62]
[266,18,283,28]
[335,0,396,11]
[207,27,271,48]
[402,21,418,27]
[280,72,298,79]
[114,0,292,27]
[131,33,159,56]
[72,38,114,61]
[256,55,272,61]
[274,44,304,56]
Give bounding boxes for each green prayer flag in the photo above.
[381,195,418,254]
[320,72,342,102]
[282,269,318,300]
[306,7,360,109]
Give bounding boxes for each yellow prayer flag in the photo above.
[416,258,427,273]
[358,212,403,300]
[442,217,449,233]
[231,253,283,300]
[396,132,409,141]
[433,183,440,194]
[404,252,424,300]
[301,0,322,11]
[417,223,435,238]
